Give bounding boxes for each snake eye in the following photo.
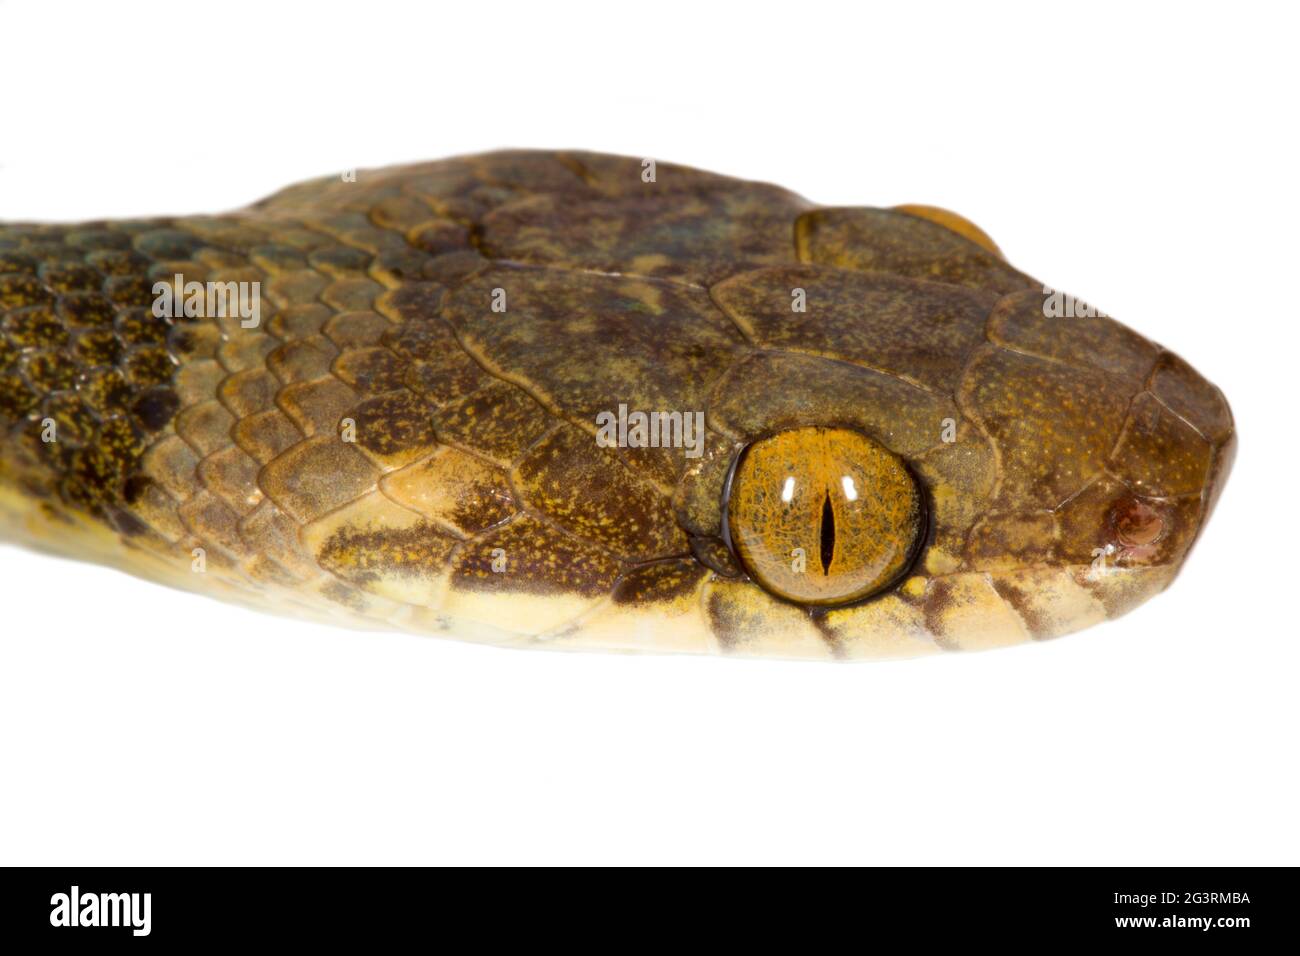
[722,427,926,606]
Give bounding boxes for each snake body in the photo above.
[0,151,1235,658]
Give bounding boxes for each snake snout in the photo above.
[1099,355,1235,580]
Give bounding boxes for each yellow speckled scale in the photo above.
[0,151,1235,659]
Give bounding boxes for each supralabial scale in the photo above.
[0,152,1235,659]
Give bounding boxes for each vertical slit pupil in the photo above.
[819,494,835,575]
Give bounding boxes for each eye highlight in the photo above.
[722,427,925,606]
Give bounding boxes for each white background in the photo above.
[0,1,1296,865]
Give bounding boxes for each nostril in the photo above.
[1108,496,1166,548]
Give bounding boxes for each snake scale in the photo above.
[0,151,1235,659]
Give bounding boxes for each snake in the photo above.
[0,151,1235,659]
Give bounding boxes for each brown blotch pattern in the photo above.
[511,423,686,561]
[379,446,516,536]
[433,379,552,465]
[613,558,708,606]
[450,515,622,598]
[319,521,458,585]
[443,268,743,483]
[348,389,437,464]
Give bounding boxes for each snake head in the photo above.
[0,160,1235,661]
[690,213,1236,657]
